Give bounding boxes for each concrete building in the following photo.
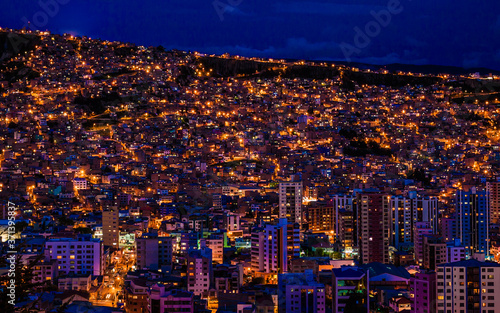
[124,279,149,313]
[338,209,356,257]
[73,177,88,190]
[358,193,390,264]
[455,188,490,257]
[225,211,240,231]
[201,233,224,264]
[31,258,58,285]
[57,273,92,291]
[437,259,500,313]
[149,284,194,313]
[307,204,333,232]
[279,179,303,225]
[440,216,456,243]
[389,297,412,312]
[446,239,466,263]
[187,245,212,296]
[388,193,438,250]
[251,218,300,274]
[44,235,104,276]
[277,270,325,313]
[422,235,447,270]
[136,233,174,272]
[332,194,354,242]
[102,207,119,247]
[414,222,433,267]
[332,267,369,313]
[212,193,222,210]
[412,270,436,313]
[486,179,500,223]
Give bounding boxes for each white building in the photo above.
[222,184,239,197]
[225,211,240,231]
[251,218,300,274]
[437,259,500,313]
[446,239,466,263]
[44,235,104,276]
[73,177,88,190]
[187,245,212,296]
[201,235,224,264]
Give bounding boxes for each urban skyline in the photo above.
[0,3,500,313]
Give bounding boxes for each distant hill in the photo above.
[325,60,500,76]
[199,56,442,88]
[0,31,41,83]
[0,31,39,63]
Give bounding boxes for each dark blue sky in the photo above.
[2,0,500,69]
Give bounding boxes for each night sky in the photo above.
[2,0,500,69]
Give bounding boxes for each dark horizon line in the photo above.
[3,25,500,76]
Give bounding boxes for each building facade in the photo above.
[279,180,303,225]
[44,235,104,276]
[278,270,325,313]
[437,259,500,313]
[251,218,300,274]
[455,188,489,257]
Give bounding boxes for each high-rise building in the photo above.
[251,218,300,274]
[338,209,356,257]
[278,270,326,313]
[187,245,212,296]
[358,193,390,264]
[412,270,436,313]
[439,216,456,242]
[414,222,433,267]
[455,188,490,257]
[44,235,104,276]
[437,259,500,313]
[486,179,500,223]
[307,204,333,232]
[102,207,119,247]
[332,194,355,242]
[422,234,447,270]
[388,193,438,250]
[279,179,303,225]
[332,266,369,313]
[136,233,174,272]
